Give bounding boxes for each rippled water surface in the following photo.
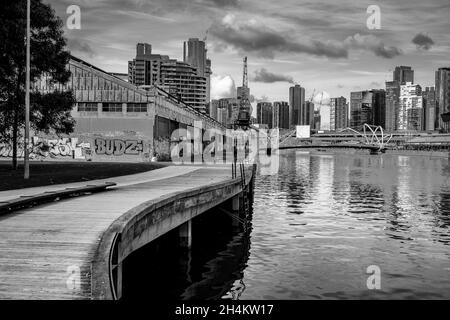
[234,150,450,299]
[124,150,450,300]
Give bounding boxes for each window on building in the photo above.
[102,103,123,112]
[78,103,98,112]
[127,103,147,113]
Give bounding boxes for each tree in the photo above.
[0,0,75,169]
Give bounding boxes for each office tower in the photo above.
[330,97,348,131]
[319,105,331,131]
[422,87,436,131]
[128,43,169,86]
[256,102,273,128]
[273,101,290,129]
[184,38,206,76]
[289,85,305,127]
[313,110,321,131]
[407,108,423,131]
[183,38,212,105]
[217,107,228,126]
[385,81,400,131]
[435,68,450,130]
[213,98,240,127]
[209,99,219,120]
[372,89,386,129]
[350,90,386,129]
[394,66,414,84]
[304,101,315,127]
[398,82,422,130]
[128,43,207,112]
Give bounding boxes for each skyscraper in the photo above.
[273,101,290,129]
[183,38,212,105]
[330,97,348,131]
[422,87,436,131]
[256,102,273,128]
[398,82,422,131]
[128,43,207,112]
[435,67,450,130]
[289,85,305,127]
[394,66,414,84]
[385,81,400,131]
[304,101,315,128]
[350,90,386,129]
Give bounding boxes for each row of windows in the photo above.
[77,103,148,113]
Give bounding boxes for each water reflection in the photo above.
[124,150,450,300]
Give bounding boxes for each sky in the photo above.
[45,0,450,107]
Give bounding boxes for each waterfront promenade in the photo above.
[0,164,254,300]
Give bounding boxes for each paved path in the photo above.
[0,165,234,299]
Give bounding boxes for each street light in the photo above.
[24,0,30,179]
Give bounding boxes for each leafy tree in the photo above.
[0,0,75,169]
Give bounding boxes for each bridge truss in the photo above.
[338,124,393,150]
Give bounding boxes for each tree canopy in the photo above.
[0,0,75,168]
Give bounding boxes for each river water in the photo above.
[123,149,450,300]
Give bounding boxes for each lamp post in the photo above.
[24,0,30,179]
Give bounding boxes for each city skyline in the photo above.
[46,0,449,104]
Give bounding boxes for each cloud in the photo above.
[67,38,95,58]
[370,81,382,87]
[205,0,239,7]
[313,91,331,105]
[210,14,348,59]
[255,95,270,103]
[252,68,294,83]
[412,33,434,50]
[344,33,402,59]
[211,74,236,99]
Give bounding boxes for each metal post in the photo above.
[24,0,31,179]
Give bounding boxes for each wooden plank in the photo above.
[0,166,252,300]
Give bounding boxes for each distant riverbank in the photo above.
[280,147,449,158]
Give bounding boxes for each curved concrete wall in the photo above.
[91,170,254,300]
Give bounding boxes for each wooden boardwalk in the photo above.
[0,165,241,300]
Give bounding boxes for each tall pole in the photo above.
[24,0,31,179]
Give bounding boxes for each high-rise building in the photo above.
[256,102,273,128]
[330,97,348,131]
[304,101,315,127]
[273,101,290,129]
[385,81,400,131]
[209,99,219,120]
[350,90,386,129]
[407,108,423,131]
[128,43,207,112]
[435,67,450,130]
[398,82,422,131]
[217,107,228,126]
[394,66,414,84]
[422,87,436,131]
[128,43,170,86]
[313,110,321,131]
[183,38,212,105]
[289,85,305,127]
[319,105,331,131]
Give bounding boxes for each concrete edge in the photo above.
[89,174,253,300]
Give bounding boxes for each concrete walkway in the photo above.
[0,164,234,299]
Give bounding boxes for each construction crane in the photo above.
[235,56,252,130]
[309,89,316,103]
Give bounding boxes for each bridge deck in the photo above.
[0,165,243,300]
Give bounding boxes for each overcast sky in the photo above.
[46,0,450,105]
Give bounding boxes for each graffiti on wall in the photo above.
[0,137,92,160]
[94,138,144,156]
[0,136,149,161]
